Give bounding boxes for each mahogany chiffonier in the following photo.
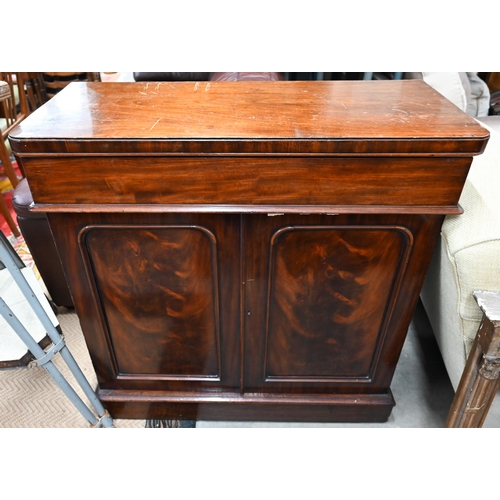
[9,80,489,423]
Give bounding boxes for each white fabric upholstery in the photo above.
[422,72,470,111]
[466,72,491,117]
[421,236,469,388]
[421,120,500,389]
[421,72,470,113]
[404,72,490,117]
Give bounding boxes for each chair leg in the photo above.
[0,191,20,237]
[0,139,20,189]
[446,291,500,428]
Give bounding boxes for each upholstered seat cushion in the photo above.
[133,72,213,82]
[211,72,284,82]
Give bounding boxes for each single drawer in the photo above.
[21,155,472,213]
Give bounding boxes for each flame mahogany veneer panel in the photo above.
[82,226,221,379]
[48,213,242,394]
[241,213,443,400]
[265,226,411,381]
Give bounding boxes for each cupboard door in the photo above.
[242,214,425,395]
[48,213,241,393]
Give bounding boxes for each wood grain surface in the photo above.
[20,156,472,211]
[83,225,220,378]
[12,80,489,421]
[265,225,410,380]
[10,80,488,155]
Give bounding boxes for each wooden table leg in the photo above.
[446,290,500,428]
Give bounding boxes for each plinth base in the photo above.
[98,389,395,423]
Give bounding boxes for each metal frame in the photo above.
[0,232,113,428]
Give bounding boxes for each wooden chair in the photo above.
[0,189,18,237]
[24,73,47,111]
[1,72,46,189]
[1,73,95,238]
[0,73,31,187]
[0,79,20,237]
[42,72,100,99]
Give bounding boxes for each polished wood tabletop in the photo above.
[10,81,490,216]
[11,80,488,156]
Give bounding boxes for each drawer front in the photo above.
[22,156,471,209]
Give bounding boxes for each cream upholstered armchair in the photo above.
[417,73,500,427]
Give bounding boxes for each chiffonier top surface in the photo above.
[9,80,489,156]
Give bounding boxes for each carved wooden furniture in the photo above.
[41,72,100,100]
[0,79,20,237]
[9,80,489,423]
[0,195,17,238]
[23,73,47,110]
[0,74,25,189]
[446,291,500,427]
